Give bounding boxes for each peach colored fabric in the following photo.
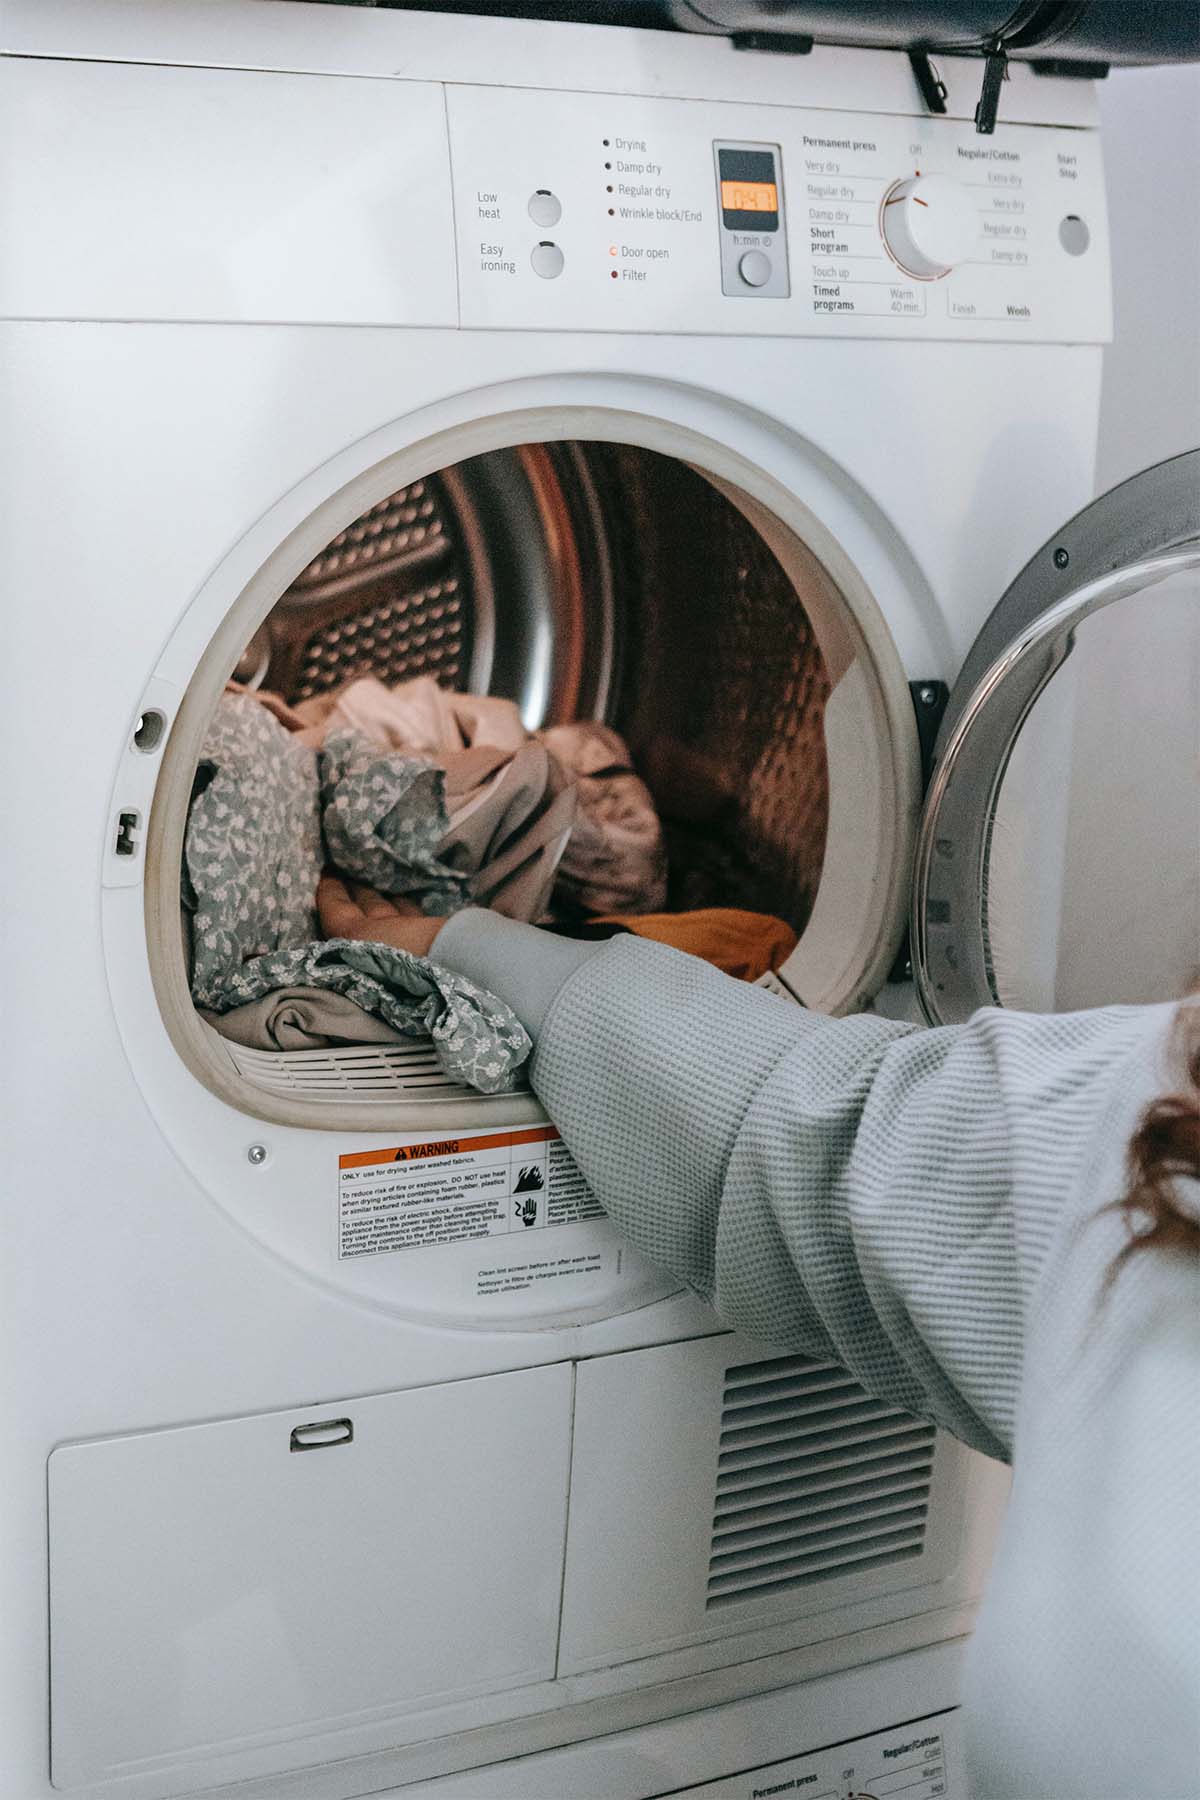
[291,676,527,756]
[592,908,797,982]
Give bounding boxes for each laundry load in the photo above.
[184,692,531,1092]
[277,675,669,918]
[186,677,794,1081]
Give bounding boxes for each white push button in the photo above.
[1059,213,1090,256]
[738,250,772,288]
[531,241,565,280]
[527,189,562,228]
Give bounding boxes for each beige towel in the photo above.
[200,986,405,1051]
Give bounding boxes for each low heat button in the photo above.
[738,250,772,288]
[531,240,565,280]
[527,189,562,228]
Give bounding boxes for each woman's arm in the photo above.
[320,883,1168,1462]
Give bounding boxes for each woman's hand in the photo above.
[317,873,447,960]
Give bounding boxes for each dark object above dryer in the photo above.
[340,0,1199,129]
[665,2,1200,67]
[664,1,1200,130]
[337,0,1199,66]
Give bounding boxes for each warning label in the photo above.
[338,1126,604,1260]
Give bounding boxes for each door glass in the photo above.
[986,565,1200,1012]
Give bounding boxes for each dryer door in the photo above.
[913,450,1200,1025]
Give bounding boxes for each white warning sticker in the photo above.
[338,1126,603,1260]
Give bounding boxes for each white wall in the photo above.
[1096,64,1200,492]
[1053,64,1200,1010]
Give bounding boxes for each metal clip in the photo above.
[908,51,949,115]
[975,40,1009,135]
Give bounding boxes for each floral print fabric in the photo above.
[320,730,471,917]
[183,693,530,1093]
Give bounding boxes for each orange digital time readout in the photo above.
[720,178,779,213]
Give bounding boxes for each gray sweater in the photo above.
[437,909,1200,1799]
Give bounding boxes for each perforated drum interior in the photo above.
[240,441,831,934]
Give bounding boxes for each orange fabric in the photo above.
[592,908,797,982]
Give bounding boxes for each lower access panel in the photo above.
[48,1364,571,1791]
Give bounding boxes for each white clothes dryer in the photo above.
[2,5,1197,1798]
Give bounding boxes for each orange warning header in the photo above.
[339,1125,560,1170]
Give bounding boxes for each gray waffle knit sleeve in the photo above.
[434,907,603,1036]
[432,911,1170,1462]
[525,936,1169,1462]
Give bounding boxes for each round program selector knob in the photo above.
[738,249,772,288]
[880,172,979,279]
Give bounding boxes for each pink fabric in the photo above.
[537,722,668,915]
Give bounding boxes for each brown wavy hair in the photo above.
[1111,1000,1200,1275]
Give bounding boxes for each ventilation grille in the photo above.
[217,1037,526,1103]
[707,1354,937,1610]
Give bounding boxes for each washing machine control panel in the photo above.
[446,85,1109,342]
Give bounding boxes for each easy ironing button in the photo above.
[738,250,772,288]
[531,241,565,279]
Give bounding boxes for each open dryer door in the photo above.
[912,449,1200,1024]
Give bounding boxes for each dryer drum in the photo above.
[229,440,832,930]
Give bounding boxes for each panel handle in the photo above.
[290,1418,354,1453]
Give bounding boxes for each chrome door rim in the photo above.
[913,539,1200,1024]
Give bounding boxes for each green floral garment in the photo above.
[319,730,470,916]
[183,693,530,1093]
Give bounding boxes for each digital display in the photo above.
[717,147,781,232]
[720,179,778,215]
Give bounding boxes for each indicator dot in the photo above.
[610,270,618,280]
[604,162,612,170]
[606,185,613,193]
[603,138,610,146]
[607,208,614,216]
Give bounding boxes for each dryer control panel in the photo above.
[657,1708,966,1799]
[447,85,1110,342]
[3,57,1108,340]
